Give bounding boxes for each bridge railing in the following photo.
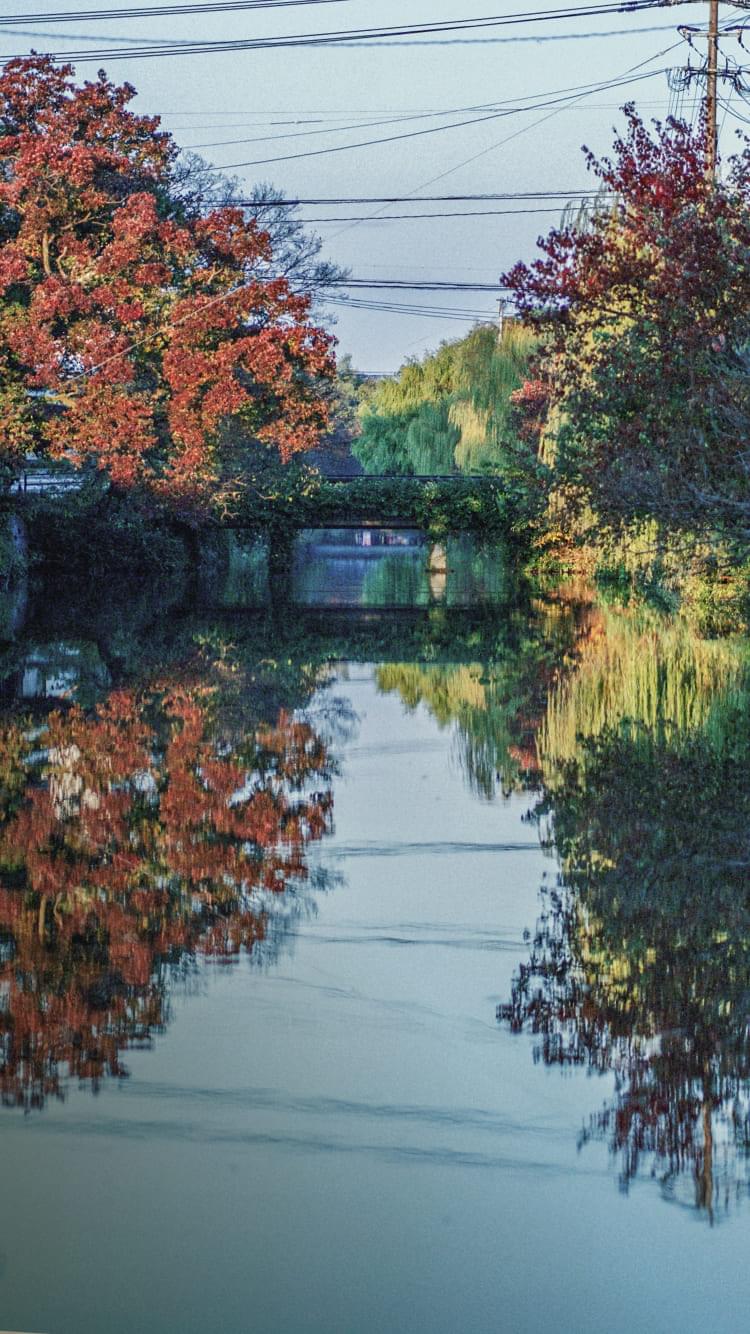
[10,458,84,496]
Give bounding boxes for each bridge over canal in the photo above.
[12,466,505,531]
[226,474,510,590]
[226,475,509,583]
[286,475,503,531]
[10,466,509,591]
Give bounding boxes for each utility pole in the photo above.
[496,298,506,345]
[706,0,720,181]
[677,7,747,180]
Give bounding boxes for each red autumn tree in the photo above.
[0,55,335,509]
[503,109,750,534]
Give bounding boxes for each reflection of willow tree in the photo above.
[500,609,750,1218]
[376,596,582,796]
[0,682,334,1111]
[360,552,430,608]
[360,538,517,610]
[539,606,747,774]
[377,662,516,795]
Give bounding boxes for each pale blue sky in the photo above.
[0,0,737,370]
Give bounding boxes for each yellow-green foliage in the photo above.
[376,661,522,796]
[371,342,456,415]
[678,559,750,637]
[587,523,750,634]
[405,403,459,474]
[539,604,749,783]
[377,663,487,723]
[355,323,537,475]
[450,401,490,470]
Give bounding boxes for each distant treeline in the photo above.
[354,324,536,476]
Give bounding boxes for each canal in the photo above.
[0,535,748,1333]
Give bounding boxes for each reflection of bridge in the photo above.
[0,609,524,707]
[216,605,524,666]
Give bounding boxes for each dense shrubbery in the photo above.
[24,483,193,580]
[300,476,509,539]
[229,471,511,541]
[506,109,750,545]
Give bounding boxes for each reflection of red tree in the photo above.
[0,686,333,1109]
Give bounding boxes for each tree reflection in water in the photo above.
[4,575,750,1223]
[0,680,336,1111]
[498,611,750,1220]
[375,595,750,1216]
[375,596,583,797]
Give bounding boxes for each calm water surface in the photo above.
[0,538,749,1333]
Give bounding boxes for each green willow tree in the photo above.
[354,324,537,479]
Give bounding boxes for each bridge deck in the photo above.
[322,474,489,482]
[299,517,426,530]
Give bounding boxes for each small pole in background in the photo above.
[706,0,720,181]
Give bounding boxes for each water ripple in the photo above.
[325,840,541,858]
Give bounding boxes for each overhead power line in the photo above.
[329,280,508,291]
[207,66,666,169]
[187,102,539,151]
[183,82,669,151]
[295,207,587,221]
[326,296,497,321]
[0,21,680,50]
[190,104,531,152]
[329,296,493,312]
[251,194,608,221]
[217,106,563,167]
[240,191,604,204]
[314,22,678,46]
[167,98,670,130]
[314,34,682,246]
[160,102,668,116]
[0,0,354,23]
[1,2,673,64]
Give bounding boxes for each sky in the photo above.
[0,0,742,372]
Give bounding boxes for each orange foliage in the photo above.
[0,683,333,1109]
[0,57,335,507]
